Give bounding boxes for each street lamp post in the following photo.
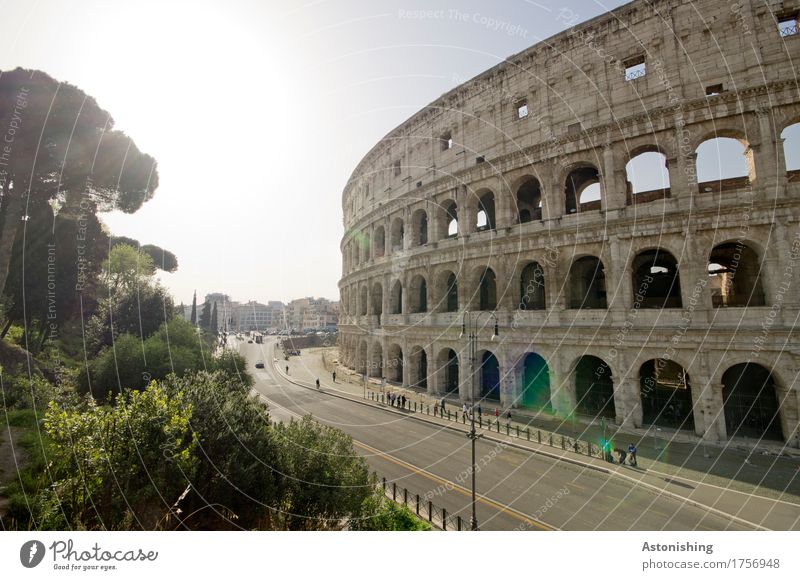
[460,310,499,531]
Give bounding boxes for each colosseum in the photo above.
[338,0,800,448]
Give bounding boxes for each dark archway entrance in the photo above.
[521,353,551,410]
[640,359,694,430]
[722,363,783,441]
[574,356,615,418]
[480,351,500,401]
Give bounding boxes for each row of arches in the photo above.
[345,241,766,317]
[345,128,800,269]
[348,339,790,442]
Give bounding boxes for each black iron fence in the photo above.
[380,476,467,531]
[368,390,603,461]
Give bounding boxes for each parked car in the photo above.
[255,361,265,369]
[247,339,253,344]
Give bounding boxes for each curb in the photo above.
[269,358,767,530]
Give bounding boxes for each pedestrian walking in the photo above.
[615,447,627,465]
[440,398,446,413]
[285,365,289,374]
[462,403,468,416]
[494,408,500,422]
[400,394,406,408]
[476,403,482,417]
[627,443,637,466]
[332,371,336,383]
[506,409,512,422]
[316,378,320,390]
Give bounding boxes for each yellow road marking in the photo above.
[353,439,555,531]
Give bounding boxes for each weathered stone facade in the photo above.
[338,0,800,447]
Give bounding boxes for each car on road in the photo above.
[255,361,265,369]
[247,339,253,343]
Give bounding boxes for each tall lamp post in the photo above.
[460,310,499,531]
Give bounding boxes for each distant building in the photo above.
[286,297,339,331]
[233,300,285,332]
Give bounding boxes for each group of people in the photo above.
[388,392,407,408]
[603,441,638,466]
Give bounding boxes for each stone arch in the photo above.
[408,274,428,313]
[518,261,546,310]
[520,353,551,410]
[625,147,671,199]
[411,208,428,246]
[722,363,784,441]
[640,358,694,430]
[358,285,368,316]
[707,241,766,307]
[695,131,755,191]
[475,190,496,231]
[386,343,404,383]
[389,279,403,314]
[433,269,458,313]
[371,282,383,317]
[373,225,386,258]
[564,164,601,214]
[436,347,460,394]
[438,199,458,239]
[568,256,607,309]
[478,267,497,311]
[390,217,405,251]
[514,176,543,223]
[408,345,429,390]
[631,248,682,309]
[572,355,616,418]
[478,350,501,401]
[781,121,800,176]
[369,341,383,378]
[357,339,368,375]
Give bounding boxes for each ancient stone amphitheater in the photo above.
[338,0,800,448]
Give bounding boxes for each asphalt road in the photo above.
[239,337,752,531]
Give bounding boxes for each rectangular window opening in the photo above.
[567,122,582,136]
[440,132,453,151]
[393,160,401,177]
[475,155,485,165]
[516,100,529,119]
[705,83,724,96]
[779,16,799,37]
[624,56,646,81]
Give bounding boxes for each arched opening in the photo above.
[349,288,357,318]
[389,280,403,314]
[568,257,607,309]
[722,363,783,441]
[359,285,368,316]
[409,274,428,313]
[478,268,497,311]
[433,270,458,313]
[410,346,428,390]
[446,273,458,313]
[371,283,383,318]
[781,123,800,179]
[640,359,694,430]
[412,209,428,246]
[476,192,496,231]
[440,349,459,394]
[565,165,601,214]
[708,242,765,307]
[386,344,403,383]
[369,343,383,378]
[519,261,546,310]
[352,243,359,269]
[442,200,458,238]
[390,217,405,251]
[632,249,682,308]
[574,356,615,418]
[626,150,670,203]
[357,341,368,376]
[373,226,386,258]
[516,178,542,223]
[521,353,551,410]
[696,136,754,192]
[479,351,500,401]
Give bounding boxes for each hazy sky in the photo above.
[0,0,679,304]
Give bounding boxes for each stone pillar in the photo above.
[601,143,626,210]
[753,107,780,194]
[670,115,694,198]
[501,356,521,409]
[542,160,564,220]
[608,235,630,311]
[462,185,477,235]
[697,382,727,441]
[615,376,642,428]
[550,363,574,418]
[458,345,474,402]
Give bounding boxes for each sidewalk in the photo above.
[277,343,800,530]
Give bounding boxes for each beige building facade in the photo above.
[338,0,800,447]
